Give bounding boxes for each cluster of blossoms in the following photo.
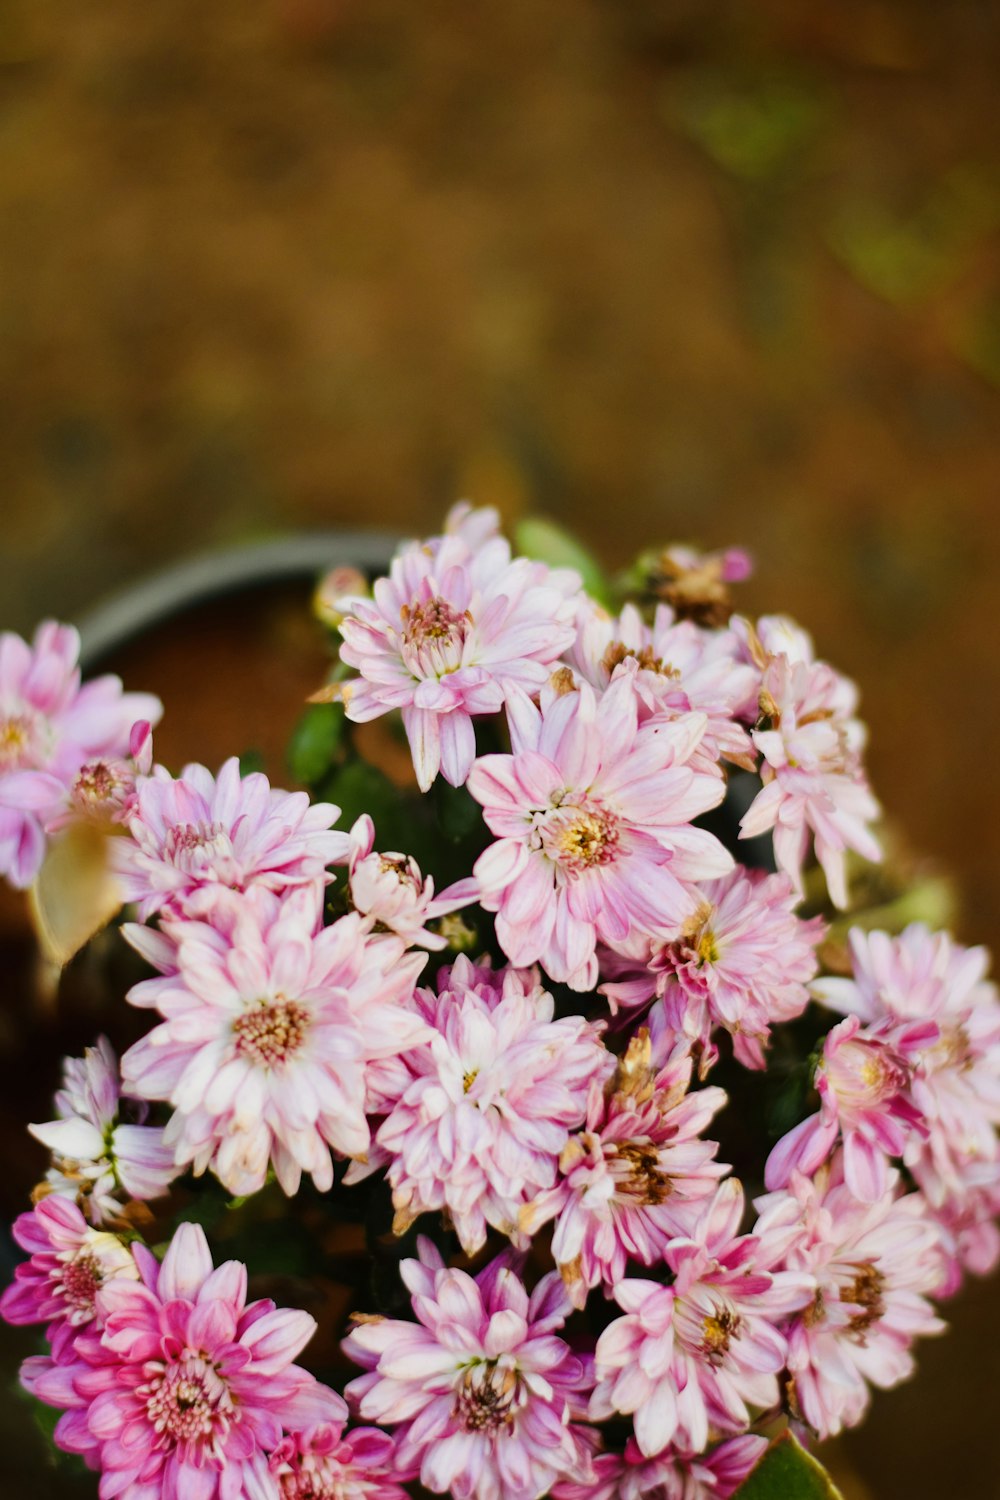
[2,504,998,1500]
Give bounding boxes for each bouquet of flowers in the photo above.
[2,504,998,1500]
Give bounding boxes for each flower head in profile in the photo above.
[754,1158,946,1438]
[343,1238,594,1500]
[738,616,880,909]
[114,755,349,920]
[270,1420,409,1500]
[468,675,732,990]
[29,1036,176,1226]
[521,1032,728,1307]
[0,620,161,887]
[553,1435,768,1500]
[373,955,611,1253]
[346,813,476,949]
[122,886,427,1196]
[590,1181,813,1457]
[26,1221,343,1499]
[337,528,581,791]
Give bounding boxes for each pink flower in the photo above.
[270,1421,408,1500]
[372,955,611,1253]
[590,1181,813,1457]
[26,1220,343,1498]
[343,1238,594,1500]
[553,1435,768,1500]
[753,1159,946,1437]
[764,1013,936,1202]
[29,1036,177,1226]
[601,868,824,1072]
[114,755,350,920]
[521,1032,728,1307]
[468,675,732,990]
[346,813,477,949]
[570,602,758,774]
[338,529,581,791]
[122,887,427,1195]
[0,1197,138,1362]
[738,616,880,909]
[0,620,161,887]
[646,544,753,629]
[47,719,154,833]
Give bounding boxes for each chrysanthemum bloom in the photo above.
[589,1181,813,1457]
[343,1238,595,1500]
[553,1435,768,1500]
[122,887,427,1195]
[813,924,1000,1276]
[753,1160,946,1438]
[570,601,758,774]
[521,1031,728,1307]
[346,813,477,949]
[0,620,161,887]
[0,1196,138,1362]
[46,719,154,834]
[114,755,349,920]
[640,544,753,628]
[29,1036,176,1226]
[27,1221,344,1499]
[468,674,732,990]
[764,1012,936,1202]
[737,616,880,909]
[602,868,824,1072]
[372,955,611,1253]
[337,530,581,791]
[269,1421,408,1500]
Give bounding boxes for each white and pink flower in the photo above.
[270,1420,408,1500]
[346,813,476,949]
[553,1435,768,1500]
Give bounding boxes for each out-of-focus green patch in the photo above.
[668,68,829,183]
[951,295,1000,388]
[515,517,614,609]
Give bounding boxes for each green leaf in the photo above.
[432,777,485,843]
[287,702,346,787]
[320,758,414,854]
[735,1433,845,1499]
[515,517,614,608]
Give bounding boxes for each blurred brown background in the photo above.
[1,1,998,1495]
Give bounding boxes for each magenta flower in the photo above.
[553,1435,768,1500]
[122,887,427,1195]
[346,813,477,950]
[0,620,161,887]
[754,1159,946,1438]
[26,1221,344,1499]
[373,955,611,1253]
[270,1420,408,1499]
[337,530,580,791]
[521,1032,728,1307]
[114,755,350,920]
[590,1181,813,1457]
[0,1197,138,1362]
[468,674,732,990]
[29,1036,176,1226]
[764,1013,936,1203]
[738,616,880,909]
[602,868,824,1072]
[343,1238,595,1500]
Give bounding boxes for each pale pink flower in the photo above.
[553,1435,768,1500]
[25,1221,343,1499]
[521,1032,728,1307]
[346,813,476,949]
[738,616,880,909]
[29,1036,176,1226]
[115,755,349,920]
[0,620,161,887]
[0,1197,138,1363]
[122,886,427,1195]
[372,955,611,1253]
[753,1159,946,1438]
[764,1013,936,1202]
[601,868,824,1072]
[570,601,758,774]
[468,674,732,990]
[343,1238,594,1500]
[338,530,581,791]
[46,719,154,833]
[270,1421,408,1500]
[590,1181,813,1457]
